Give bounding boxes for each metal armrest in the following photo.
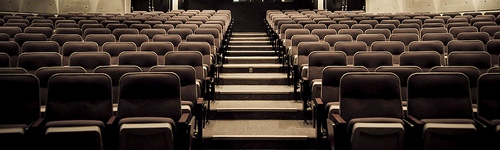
[178,113,190,125]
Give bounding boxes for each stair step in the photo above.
[212,100,300,112]
[226,50,276,56]
[231,32,268,37]
[216,85,293,94]
[225,56,278,64]
[203,120,316,149]
[231,37,270,41]
[228,45,274,51]
[218,73,288,85]
[215,85,294,100]
[221,63,282,73]
[229,40,271,45]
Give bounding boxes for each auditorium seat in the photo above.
[61,41,99,65]
[327,72,404,150]
[69,52,111,72]
[333,41,367,65]
[476,73,500,149]
[164,51,208,100]
[449,26,478,39]
[405,72,479,150]
[102,42,137,65]
[353,51,393,71]
[400,51,442,72]
[167,28,194,41]
[112,28,139,40]
[13,33,47,46]
[50,34,83,47]
[115,72,193,150]
[457,32,490,46]
[355,33,385,49]
[54,28,83,35]
[24,27,53,39]
[21,41,59,53]
[447,51,492,74]
[118,51,158,71]
[0,41,20,67]
[447,40,485,54]
[17,52,62,74]
[83,28,111,38]
[34,66,86,105]
[0,74,40,149]
[41,73,113,150]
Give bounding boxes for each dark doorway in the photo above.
[131,0,150,11]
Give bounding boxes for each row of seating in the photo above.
[265,9,500,150]
[0,9,234,150]
[0,70,196,150]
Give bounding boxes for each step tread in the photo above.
[225,56,278,60]
[229,45,273,48]
[204,120,315,139]
[222,63,282,68]
[219,73,286,79]
[216,85,293,94]
[212,100,301,112]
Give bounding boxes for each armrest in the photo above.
[405,115,422,125]
[178,113,190,125]
[314,98,323,105]
[106,116,116,126]
[331,114,346,125]
[476,116,494,126]
[196,97,204,105]
[31,118,45,129]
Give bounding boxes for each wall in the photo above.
[0,0,128,14]
[366,0,500,13]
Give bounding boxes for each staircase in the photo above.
[201,32,320,149]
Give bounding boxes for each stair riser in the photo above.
[231,38,270,41]
[220,67,284,73]
[203,139,317,149]
[226,51,276,56]
[219,78,288,85]
[231,34,268,38]
[208,111,307,120]
[229,46,274,51]
[216,93,294,100]
[225,58,278,64]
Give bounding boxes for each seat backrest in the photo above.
[365,29,391,39]
[389,33,419,46]
[407,72,473,120]
[21,41,59,53]
[371,41,405,55]
[152,34,182,48]
[430,66,481,104]
[356,33,386,46]
[24,27,53,39]
[50,34,83,47]
[112,28,139,40]
[118,51,158,71]
[84,34,116,47]
[449,26,478,38]
[353,51,393,71]
[118,34,149,48]
[324,34,353,48]
[375,66,423,101]
[140,41,175,59]
[164,51,205,83]
[457,32,490,45]
[140,28,166,39]
[421,33,453,46]
[321,66,369,104]
[338,29,363,40]
[392,28,419,35]
[307,51,347,84]
[53,28,83,35]
[93,65,142,104]
[447,51,491,74]
[339,72,403,122]
[479,25,500,37]
[477,73,500,121]
[447,40,485,53]
[0,74,40,125]
[149,65,199,105]
[399,51,442,71]
[328,24,349,32]
[69,52,110,72]
[311,29,337,40]
[333,41,367,56]
[45,73,112,122]
[374,24,396,32]
[18,52,62,74]
[167,28,193,40]
[13,33,47,46]
[408,41,445,54]
[116,72,182,122]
